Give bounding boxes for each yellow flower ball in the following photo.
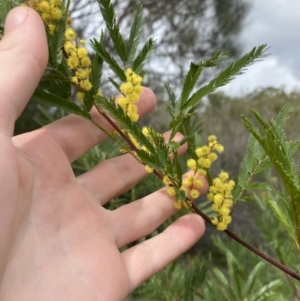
[190,189,200,199]
[76,92,85,101]
[162,176,172,186]
[166,187,176,197]
[39,1,51,13]
[145,166,154,173]
[219,171,229,181]
[208,135,217,142]
[193,178,203,189]
[51,7,62,20]
[187,158,197,171]
[80,80,92,91]
[216,222,227,231]
[65,28,76,40]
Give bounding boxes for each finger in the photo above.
[31,87,156,163]
[0,7,48,136]
[77,131,187,205]
[112,174,208,248]
[122,214,205,292]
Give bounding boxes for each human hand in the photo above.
[0,7,207,300]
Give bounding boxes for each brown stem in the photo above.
[94,105,300,282]
[94,105,164,181]
[191,203,300,281]
[275,248,300,299]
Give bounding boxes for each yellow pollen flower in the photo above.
[142,127,150,137]
[222,216,232,225]
[187,158,197,171]
[213,144,224,153]
[27,0,39,9]
[81,56,91,67]
[51,7,62,20]
[67,56,79,69]
[212,203,221,212]
[48,24,56,35]
[65,28,76,40]
[174,201,182,210]
[52,0,63,5]
[162,176,172,186]
[77,47,88,59]
[197,157,211,169]
[207,152,218,162]
[166,187,176,197]
[80,80,92,91]
[41,13,51,23]
[120,82,134,95]
[213,193,223,205]
[71,76,78,84]
[207,192,214,201]
[208,135,217,142]
[223,199,233,207]
[145,166,153,173]
[190,189,200,199]
[211,217,218,225]
[76,92,85,101]
[183,175,194,188]
[219,206,230,216]
[39,1,51,13]
[197,169,207,176]
[216,223,227,231]
[219,171,229,181]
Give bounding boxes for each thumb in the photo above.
[0,7,48,135]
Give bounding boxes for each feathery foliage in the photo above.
[243,104,300,250]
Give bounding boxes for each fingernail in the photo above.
[5,8,28,33]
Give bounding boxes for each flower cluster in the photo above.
[186,135,224,176]
[27,0,63,35]
[182,174,204,199]
[63,28,92,101]
[164,173,203,210]
[207,171,235,231]
[163,135,224,210]
[117,68,143,122]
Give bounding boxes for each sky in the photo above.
[220,0,300,96]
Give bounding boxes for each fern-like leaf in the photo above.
[183,44,268,110]
[96,0,127,62]
[132,38,156,74]
[126,2,143,62]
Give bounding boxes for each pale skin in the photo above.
[0,7,207,301]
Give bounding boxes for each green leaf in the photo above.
[91,38,126,81]
[83,53,103,112]
[266,199,298,247]
[39,73,71,100]
[227,253,242,300]
[47,12,67,67]
[249,280,282,301]
[203,50,231,67]
[32,88,91,120]
[179,61,204,108]
[164,82,177,107]
[242,262,265,297]
[126,2,143,62]
[246,182,270,191]
[108,77,120,92]
[0,0,10,25]
[243,107,300,201]
[132,38,156,74]
[183,44,268,110]
[96,0,127,62]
